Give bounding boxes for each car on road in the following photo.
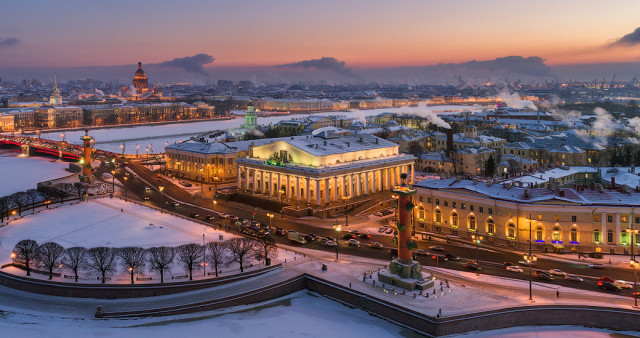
[429,245,445,251]
[275,227,287,236]
[385,228,394,234]
[518,260,536,266]
[415,249,429,256]
[565,275,584,282]
[343,234,358,240]
[463,262,480,270]
[304,234,318,242]
[598,276,615,283]
[588,263,605,269]
[378,226,389,233]
[506,265,523,272]
[598,281,622,291]
[179,181,192,187]
[205,215,214,221]
[190,213,200,219]
[347,239,361,247]
[349,230,361,235]
[145,186,151,191]
[549,269,567,277]
[504,262,515,267]
[320,236,334,244]
[534,271,554,280]
[431,254,448,261]
[324,240,337,247]
[156,174,162,178]
[143,195,150,200]
[359,233,371,240]
[369,242,383,249]
[614,280,633,289]
[173,202,180,207]
[444,253,460,261]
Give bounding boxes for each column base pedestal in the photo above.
[378,259,434,291]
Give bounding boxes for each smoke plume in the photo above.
[628,117,640,135]
[277,57,360,78]
[396,102,451,129]
[0,37,20,48]
[154,54,214,75]
[94,89,105,96]
[610,27,640,47]
[496,90,537,110]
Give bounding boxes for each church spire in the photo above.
[53,73,59,95]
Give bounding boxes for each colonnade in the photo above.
[237,163,414,206]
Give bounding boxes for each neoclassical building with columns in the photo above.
[413,177,640,254]
[235,128,415,206]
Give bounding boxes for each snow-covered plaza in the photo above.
[0,150,71,197]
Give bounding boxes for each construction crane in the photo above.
[610,74,616,89]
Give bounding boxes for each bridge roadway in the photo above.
[101,157,640,301]
[0,136,87,161]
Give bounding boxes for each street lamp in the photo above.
[471,233,483,275]
[267,212,274,229]
[136,145,139,158]
[111,170,115,196]
[279,187,285,218]
[213,200,217,210]
[342,195,350,227]
[524,215,537,303]
[159,186,164,212]
[120,144,124,156]
[626,227,639,308]
[213,175,220,200]
[123,176,128,201]
[333,223,342,261]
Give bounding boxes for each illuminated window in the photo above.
[554,215,559,222]
[552,227,561,241]
[570,228,578,242]
[468,216,476,231]
[537,214,542,221]
[535,227,543,241]
[593,214,601,222]
[593,229,600,243]
[507,223,516,239]
[622,231,628,245]
[486,219,495,234]
[435,210,442,223]
[451,212,459,227]
[621,216,628,223]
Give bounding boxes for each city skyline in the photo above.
[1,0,639,70]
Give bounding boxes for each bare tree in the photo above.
[177,243,204,280]
[117,247,147,284]
[25,189,40,212]
[254,235,278,266]
[63,247,87,282]
[0,197,9,223]
[13,239,39,276]
[73,182,85,200]
[148,246,175,283]
[206,241,227,277]
[227,237,257,272]
[37,242,65,280]
[86,247,118,283]
[10,192,29,216]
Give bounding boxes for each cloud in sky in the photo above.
[277,57,360,78]
[153,53,214,75]
[610,27,640,47]
[0,37,20,48]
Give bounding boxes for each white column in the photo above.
[601,212,607,244]
[615,213,621,244]
[364,172,369,195]
[333,177,338,202]
[237,166,242,189]
[286,175,292,199]
[316,179,321,206]
[325,178,331,204]
[396,166,401,183]
[244,167,249,190]
[296,176,301,201]
[372,170,378,193]
[306,178,311,204]
[269,172,274,196]
[253,169,258,193]
[344,175,349,197]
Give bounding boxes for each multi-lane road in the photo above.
[100,158,640,299]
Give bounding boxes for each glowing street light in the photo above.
[111,170,116,196]
[333,223,342,261]
[159,186,165,212]
[212,199,217,210]
[123,176,128,201]
[136,144,139,158]
[267,212,274,228]
[10,252,16,259]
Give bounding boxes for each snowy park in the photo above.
[0,150,71,197]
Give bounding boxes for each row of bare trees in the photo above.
[0,182,88,223]
[12,236,278,284]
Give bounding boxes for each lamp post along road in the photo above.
[267,213,274,229]
[111,170,115,197]
[159,186,164,212]
[627,223,639,308]
[333,223,341,261]
[343,195,350,227]
[123,176,128,201]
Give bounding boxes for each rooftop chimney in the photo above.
[446,129,454,156]
[611,177,616,189]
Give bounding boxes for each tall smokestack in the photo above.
[446,129,454,156]
[611,177,616,189]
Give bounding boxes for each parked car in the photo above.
[598,281,622,291]
[565,275,584,282]
[385,228,394,234]
[415,249,429,256]
[614,280,633,289]
[506,265,523,272]
[347,239,361,247]
[369,242,383,249]
[549,269,567,277]
[324,240,337,247]
[429,245,445,251]
[588,263,606,269]
[143,195,150,200]
[444,253,460,261]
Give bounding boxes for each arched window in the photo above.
[486,219,495,234]
[570,228,578,242]
[451,212,459,227]
[418,207,425,220]
[507,223,516,239]
[607,229,614,243]
[535,227,543,241]
[593,229,600,244]
[434,209,442,223]
[552,227,561,241]
[468,215,476,231]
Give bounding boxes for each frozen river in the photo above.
[0,149,70,197]
[39,105,486,154]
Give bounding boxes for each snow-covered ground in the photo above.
[0,150,71,197]
[39,105,486,154]
[0,290,412,338]
[454,326,640,338]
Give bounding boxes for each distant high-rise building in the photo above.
[132,62,149,94]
